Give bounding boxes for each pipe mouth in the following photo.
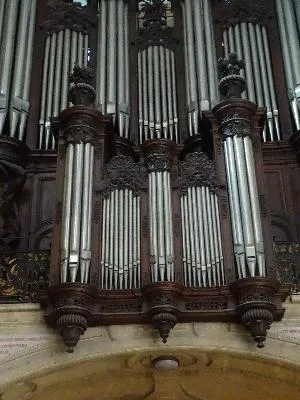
[152,356,179,370]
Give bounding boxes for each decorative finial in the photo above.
[218,53,246,99]
[68,64,96,106]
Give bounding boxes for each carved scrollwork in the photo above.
[63,124,97,144]
[42,0,95,34]
[179,152,216,193]
[214,0,273,28]
[220,114,251,138]
[102,155,145,196]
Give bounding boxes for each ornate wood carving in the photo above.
[42,0,95,34]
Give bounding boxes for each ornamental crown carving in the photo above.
[68,65,96,106]
[220,113,251,137]
[218,53,246,99]
[43,0,94,34]
[180,152,216,193]
[102,156,145,196]
[214,0,273,28]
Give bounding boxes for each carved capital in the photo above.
[142,139,177,172]
[101,155,145,196]
[220,114,251,138]
[179,152,216,193]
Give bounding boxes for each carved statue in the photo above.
[0,160,26,252]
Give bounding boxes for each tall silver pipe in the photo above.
[10,0,31,137]
[137,195,141,288]
[159,47,168,138]
[98,0,107,111]
[60,144,74,283]
[225,138,246,278]
[117,0,125,138]
[132,195,138,288]
[138,52,144,143]
[187,188,196,284]
[17,0,37,140]
[203,0,218,107]
[240,23,255,102]
[84,34,89,67]
[0,0,18,134]
[101,197,107,288]
[193,0,209,110]
[124,3,130,138]
[61,30,71,111]
[248,23,263,107]
[206,187,216,285]
[170,51,179,143]
[255,24,274,141]
[39,36,50,149]
[201,186,211,285]
[211,193,220,285]
[107,0,117,113]
[150,172,158,281]
[163,171,172,281]
[183,194,192,285]
[80,143,91,283]
[165,48,174,139]
[53,30,64,119]
[196,186,207,286]
[153,46,162,137]
[142,50,149,142]
[157,172,166,279]
[148,47,155,139]
[118,189,124,289]
[223,30,229,58]
[45,33,57,149]
[69,143,84,282]
[128,190,133,288]
[262,26,280,140]
[215,195,225,284]
[181,196,188,285]
[191,187,201,286]
[123,189,129,289]
[113,189,119,287]
[244,136,265,276]
[109,191,114,289]
[233,136,257,276]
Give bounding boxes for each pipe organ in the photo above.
[1,0,300,350]
[39,30,89,150]
[276,0,300,131]
[0,0,36,139]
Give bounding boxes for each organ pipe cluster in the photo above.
[60,141,94,284]
[101,189,141,290]
[138,46,178,143]
[222,120,265,278]
[97,0,130,138]
[276,0,300,130]
[222,23,280,141]
[148,168,174,282]
[181,0,218,136]
[181,186,224,287]
[0,0,36,139]
[39,29,89,150]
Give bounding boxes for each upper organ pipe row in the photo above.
[97,0,130,139]
[39,30,88,150]
[138,46,179,143]
[181,0,218,136]
[222,23,280,141]
[0,0,36,139]
[276,0,300,131]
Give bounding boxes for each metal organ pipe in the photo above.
[182,0,218,136]
[148,171,174,282]
[223,22,280,141]
[101,189,141,290]
[276,0,300,130]
[97,0,130,137]
[138,46,179,143]
[181,184,224,287]
[39,29,89,149]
